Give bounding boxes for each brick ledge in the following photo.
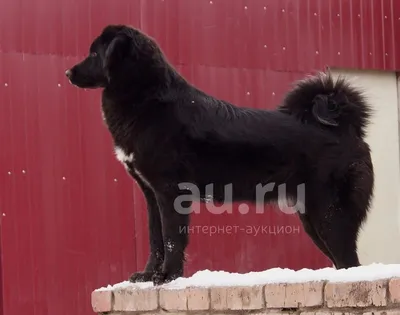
[91,277,400,314]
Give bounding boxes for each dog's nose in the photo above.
[65,69,72,78]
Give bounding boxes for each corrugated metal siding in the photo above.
[0,53,139,315]
[1,1,400,315]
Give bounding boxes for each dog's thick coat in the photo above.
[66,25,374,285]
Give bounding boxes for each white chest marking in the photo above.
[114,146,134,172]
[114,146,152,189]
[114,146,134,164]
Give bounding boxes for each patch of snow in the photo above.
[166,240,175,252]
[95,281,154,292]
[94,263,400,291]
[201,195,213,203]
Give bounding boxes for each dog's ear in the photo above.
[312,94,340,126]
[103,31,132,78]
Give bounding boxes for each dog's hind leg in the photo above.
[308,162,373,269]
[308,204,362,269]
[129,174,164,283]
[298,213,337,266]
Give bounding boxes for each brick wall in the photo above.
[91,278,400,314]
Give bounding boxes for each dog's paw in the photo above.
[129,271,155,283]
[151,271,180,286]
[151,272,169,286]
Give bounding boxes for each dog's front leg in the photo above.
[129,175,164,283]
[152,190,191,285]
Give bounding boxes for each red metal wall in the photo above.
[1,1,400,315]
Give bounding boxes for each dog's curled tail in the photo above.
[278,72,372,138]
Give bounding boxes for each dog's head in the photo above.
[65,24,159,89]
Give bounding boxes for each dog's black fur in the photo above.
[66,25,374,285]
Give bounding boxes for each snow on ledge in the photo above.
[94,263,400,292]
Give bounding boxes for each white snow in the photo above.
[166,240,175,252]
[95,280,155,291]
[94,263,400,291]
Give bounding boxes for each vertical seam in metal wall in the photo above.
[395,72,400,242]
[0,221,3,315]
[396,72,400,188]
[132,0,144,274]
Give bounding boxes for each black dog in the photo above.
[66,24,374,285]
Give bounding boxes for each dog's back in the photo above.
[176,72,374,272]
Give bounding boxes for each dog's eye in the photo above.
[90,52,97,57]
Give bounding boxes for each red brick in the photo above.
[324,280,388,307]
[264,282,324,308]
[301,312,355,315]
[113,287,158,311]
[157,287,210,311]
[286,281,324,307]
[187,287,210,310]
[159,288,187,311]
[210,286,264,310]
[91,290,113,313]
[389,278,400,304]
[364,312,400,315]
